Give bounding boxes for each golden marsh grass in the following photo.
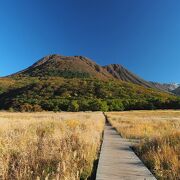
[0,112,105,180]
[106,110,180,180]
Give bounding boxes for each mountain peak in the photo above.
[33,54,95,67]
[31,54,61,67]
[11,54,113,79]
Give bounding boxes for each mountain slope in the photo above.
[103,64,155,89]
[11,54,114,80]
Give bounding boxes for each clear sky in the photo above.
[0,0,179,82]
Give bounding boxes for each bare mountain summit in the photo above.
[11,54,113,79]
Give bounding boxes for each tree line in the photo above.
[0,77,179,112]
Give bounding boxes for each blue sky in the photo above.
[0,0,179,82]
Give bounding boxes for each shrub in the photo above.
[107,99,124,111]
[32,104,43,112]
[20,103,33,112]
[89,99,109,112]
[68,100,79,112]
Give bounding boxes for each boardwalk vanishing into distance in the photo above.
[96,123,156,180]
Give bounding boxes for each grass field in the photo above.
[0,112,105,180]
[106,111,180,180]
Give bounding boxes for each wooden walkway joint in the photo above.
[96,124,156,180]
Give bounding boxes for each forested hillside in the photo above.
[0,77,179,112]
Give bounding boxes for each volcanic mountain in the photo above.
[1,54,179,112]
[10,54,163,91]
[11,54,114,79]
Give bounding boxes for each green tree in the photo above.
[78,99,90,111]
[108,99,124,111]
[89,99,109,112]
[68,100,79,112]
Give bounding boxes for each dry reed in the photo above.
[107,110,180,180]
[0,112,105,180]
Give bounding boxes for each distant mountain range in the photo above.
[9,54,180,95]
[172,86,180,95]
[149,82,180,93]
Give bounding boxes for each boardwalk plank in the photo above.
[96,124,156,180]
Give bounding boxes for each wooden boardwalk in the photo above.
[96,124,156,180]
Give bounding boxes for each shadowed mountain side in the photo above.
[104,64,155,89]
